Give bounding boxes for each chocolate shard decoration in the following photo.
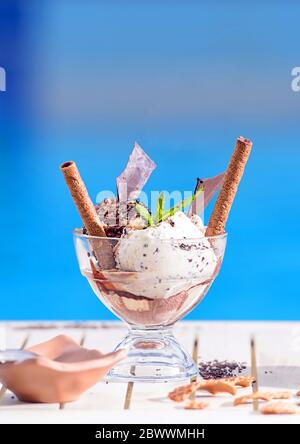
[188,173,225,216]
[117,142,157,202]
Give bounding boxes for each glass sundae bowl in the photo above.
[74,229,227,382]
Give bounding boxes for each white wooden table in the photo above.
[0,321,300,424]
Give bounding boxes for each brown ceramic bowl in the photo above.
[0,335,126,403]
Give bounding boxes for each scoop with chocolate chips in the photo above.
[83,198,148,237]
[114,211,218,299]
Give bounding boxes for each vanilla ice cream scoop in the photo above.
[114,212,217,299]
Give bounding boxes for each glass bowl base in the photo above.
[105,328,198,383]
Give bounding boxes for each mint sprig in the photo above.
[135,187,204,227]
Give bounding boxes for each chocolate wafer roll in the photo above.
[206,137,252,237]
[61,161,115,269]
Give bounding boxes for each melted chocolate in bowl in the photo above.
[83,266,219,327]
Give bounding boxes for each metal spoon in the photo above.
[0,349,37,364]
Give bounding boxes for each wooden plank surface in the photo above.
[0,321,299,424]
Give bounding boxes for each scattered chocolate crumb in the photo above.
[199,359,248,380]
[154,248,159,254]
[180,243,192,251]
[103,225,126,237]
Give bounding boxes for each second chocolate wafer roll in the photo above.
[206,136,252,237]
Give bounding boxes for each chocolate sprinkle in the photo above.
[199,359,247,380]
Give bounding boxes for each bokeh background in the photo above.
[1,1,299,320]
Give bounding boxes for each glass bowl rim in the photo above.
[73,228,228,242]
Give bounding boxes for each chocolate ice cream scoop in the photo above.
[84,198,148,237]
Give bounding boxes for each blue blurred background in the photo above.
[1,1,299,320]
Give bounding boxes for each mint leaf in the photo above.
[135,203,154,226]
[154,192,165,223]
